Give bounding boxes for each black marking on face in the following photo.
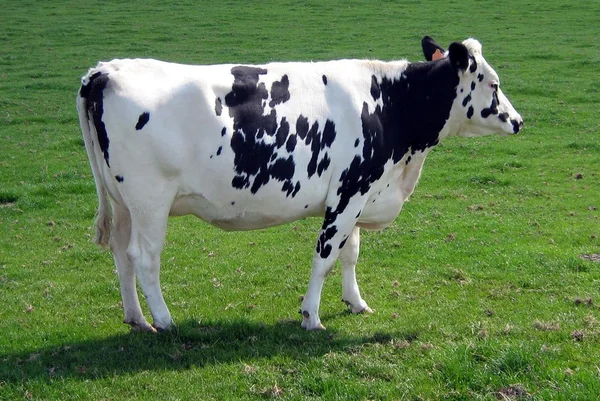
[115,175,124,182]
[481,92,499,118]
[135,112,150,131]
[462,93,472,107]
[468,55,477,73]
[471,81,476,91]
[215,97,223,116]
[322,75,328,85]
[467,106,474,119]
[217,146,222,156]
[221,127,227,136]
[477,73,484,82]
[370,75,381,101]
[498,112,509,123]
[511,119,521,133]
[80,71,111,167]
[269,75,290,108]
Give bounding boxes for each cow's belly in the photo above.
[169,193,323,231]
[357,191,405,230]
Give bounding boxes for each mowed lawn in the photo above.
[1,0,599,399]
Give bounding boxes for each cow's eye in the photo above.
[490,82,499,92]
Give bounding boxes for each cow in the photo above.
[77,36,523,332]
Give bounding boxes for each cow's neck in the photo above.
[373,59,460,165]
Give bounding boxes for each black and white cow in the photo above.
[77,37,522,331]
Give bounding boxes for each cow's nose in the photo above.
[511,119,523,134]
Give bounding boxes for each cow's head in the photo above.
[422,36,523,137]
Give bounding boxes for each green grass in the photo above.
[1,0,599,399]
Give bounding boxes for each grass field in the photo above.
[1,0,599,399]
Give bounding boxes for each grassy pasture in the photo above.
[1,0,599,399]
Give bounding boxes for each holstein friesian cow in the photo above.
[77,36,523,331]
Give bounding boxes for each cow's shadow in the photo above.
[1,316,400,383]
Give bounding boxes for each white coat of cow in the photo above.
[77,37,523,331]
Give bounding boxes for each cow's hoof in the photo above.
[152,322,173,333]
[302,321,326,331]
[342,299,373,314]
[358,306,374,314]
[127,321,157,333]
[300,310,326,331]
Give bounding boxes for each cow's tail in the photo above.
[77,75,111,249]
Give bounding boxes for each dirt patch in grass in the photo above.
[579,254,600,262]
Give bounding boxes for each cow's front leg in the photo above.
[301,206,360,330]
[339,226,373,314]
[301,253,337,330]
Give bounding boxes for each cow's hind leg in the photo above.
[126,204,172,331]
[110,202,154,332]
[339,226,372,314]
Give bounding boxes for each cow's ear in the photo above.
[422,36,446,61]
[448,42,470,71]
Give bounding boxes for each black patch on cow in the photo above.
[115,175,124,182]
[296,115,309,140]
[221,127,227,136]
[292,182,301,197]
[215,97,223,116]
[216,146,222,156]
[305,204,309,209]
[511,119,521,133]
[225,66,333,198]
[269,75,290,108]
[339,238,348,249]
[462,93,472,107]
[322,75,328,85]
[477,73,484,82]
[469,55,478,73]
[135,112,150,131]
[312,59,460,256]
[498,112,509,123]
[316,218,337,258]
[370,75,381,101]
[406,155,412,165]
[286,134,297,153]
[317,153,331,177]
[322,120,336,148]
[467,106,474,119]
[231,201,235,205]
[481,92,499,118]
[471,81,476,91]
[354,138,360,147]
[80,71,111,167]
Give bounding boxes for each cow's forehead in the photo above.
[461,38,500,83]
[462,38,482,56]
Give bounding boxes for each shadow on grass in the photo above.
[0,317,397,383]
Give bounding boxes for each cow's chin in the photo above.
[456,122,515,138]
